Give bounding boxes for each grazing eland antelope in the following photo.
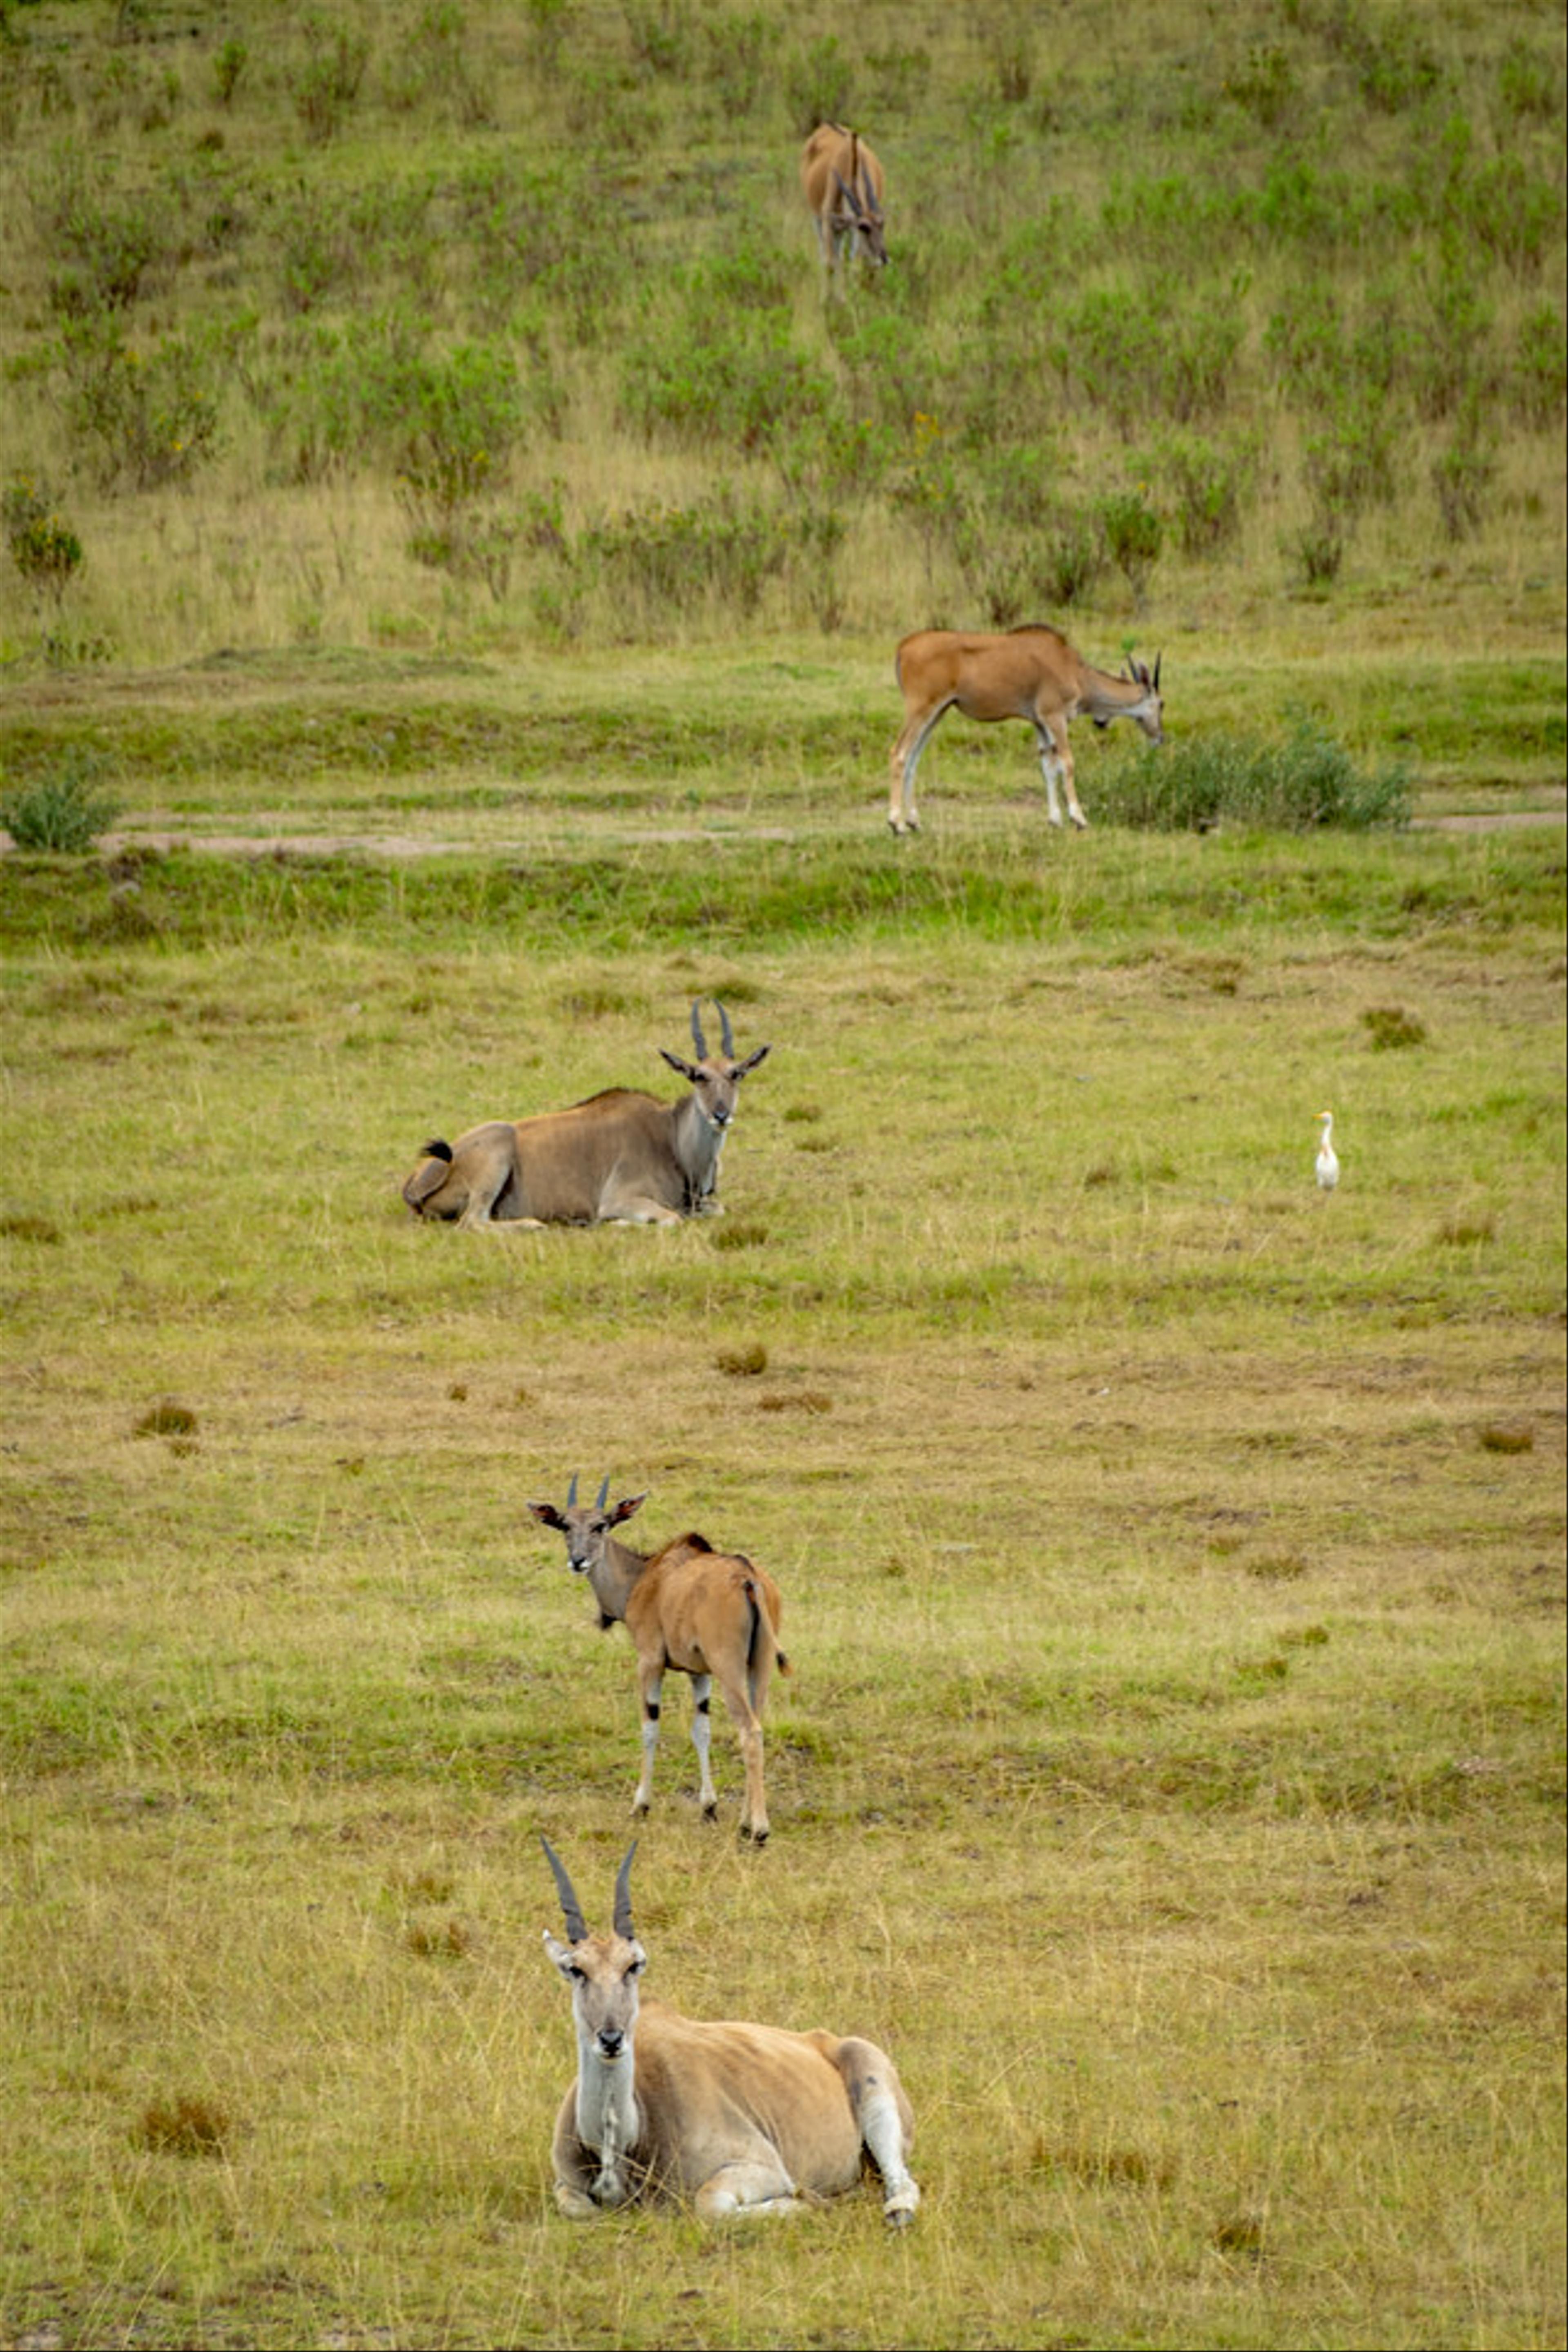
[800,122,887,283]
[887,624,1165,836]
[541,1838,921,2224]
[402,1000,770,1230]
[529,1479,790,1843]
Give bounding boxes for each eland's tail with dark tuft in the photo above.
[743,1575,791,1708]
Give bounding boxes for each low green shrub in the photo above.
[620,300,831,451]
[55,316,224,490]
[1431,390,1498,542]
[1051,280,1244,436]
[1512,302,1566,428]
[1,751,121,852]
[29,143,169,317]
[783,31,853,132]
[288,12,370,143]
[621,0,696,78]
[1152,430,1257,556]
[1098,723,1411,833]
[577,492,789,624]
[1098,487,1163,602]
[3,474,84,604]
[699,10,779,114]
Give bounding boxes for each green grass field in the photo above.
[1,2,1565,2347]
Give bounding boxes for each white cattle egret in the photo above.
[1316,1110,1340,1191]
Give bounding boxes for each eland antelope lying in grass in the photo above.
[541,1839,921,2224]
[800,122,887,283]
[529,1479,789,1843]
[402,1000,769,1229]
[888,624,1164,835]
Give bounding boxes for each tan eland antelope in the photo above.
[529,1479,790,1844]
[800,122,887,283]
[887,624,1164,836]
[402,1000,770,1230]
[541,1838,921,2224]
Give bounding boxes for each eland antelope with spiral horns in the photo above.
[541,1838,921,2224]
[529,1479,789,1843]
[402,999,769,1229]
[887,623,1164,836]
[800,122,887,285]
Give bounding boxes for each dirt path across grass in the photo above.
[4,802,1564,860]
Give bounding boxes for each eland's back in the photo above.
[896,624,1080,724]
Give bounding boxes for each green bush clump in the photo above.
[1431,389,1498,541]
[1050,280,1244,436]
[620,303,831,450]
[1152,430,1257,556]
[288,12,370,143]
[1098,724,1411,833]
[1098,488,1163,602]
[3,475,84,604]
[1511,302,1566,428]
[56,317,224,490]
[579,492,789,622]
[281,318,525,531]
[30,146,167,316]
[1,751,121,852]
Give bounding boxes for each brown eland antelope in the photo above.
[402,1000,770,1230]
[530,1480,789,1843]
[800,122,887,283]
[887,624,1164,836]
[541,1838,921,2224]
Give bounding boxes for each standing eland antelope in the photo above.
[402,1000,770,1230]
[541,1838,921,2224]
[887,623,1165,836]
[800,122,887,284]
[529,1479,790,1843]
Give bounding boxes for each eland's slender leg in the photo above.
[716,1676,769,1844]
[634,1666,662,1815]
[1037,713,1087,830]
[835,2038,921,2225]
[888,700,951,835]
[689,1673,718,1817]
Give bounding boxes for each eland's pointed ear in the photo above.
[610,1493,648,1525]
[528,1501,566,1529]
[660,1048,701,1082]
[543,1929,577,1973]
[735,1044,771,1077]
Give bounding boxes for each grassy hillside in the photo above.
[0,0,1563,685]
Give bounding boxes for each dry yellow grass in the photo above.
[1,906,1562,2348]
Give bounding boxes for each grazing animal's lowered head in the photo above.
[887,625,1165,837]
[800,123,887,281]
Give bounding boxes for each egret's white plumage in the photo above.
[1316,1110,1339,1191]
